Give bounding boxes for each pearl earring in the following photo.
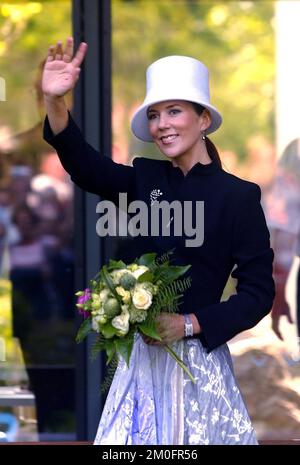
[202,131,206,140]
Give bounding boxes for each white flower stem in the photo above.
[165,346,196,384]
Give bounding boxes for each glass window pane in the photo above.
[0,1,75,442]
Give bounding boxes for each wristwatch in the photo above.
[183,314,193,337]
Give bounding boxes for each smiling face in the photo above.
[147,100,211,164]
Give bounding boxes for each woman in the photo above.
[42,38,275,445]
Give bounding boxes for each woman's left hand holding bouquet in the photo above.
[143,312,201,345]
[143,313,184,345]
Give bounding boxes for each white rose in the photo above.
[132,265,149,280]
[111,310,130,336]
[132,287,152,310]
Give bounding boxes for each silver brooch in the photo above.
[150,189,163,206]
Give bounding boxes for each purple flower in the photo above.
[76,288,91,319]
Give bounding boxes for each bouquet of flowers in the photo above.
[75,251,195,383]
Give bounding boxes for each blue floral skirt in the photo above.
[94,335,258,445]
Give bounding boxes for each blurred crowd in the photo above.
[221,136,300,345]
[0,152,74,323]
[0,148,75,435]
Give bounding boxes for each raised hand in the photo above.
[42,37,88,98]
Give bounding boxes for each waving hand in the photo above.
[42,37,88,98]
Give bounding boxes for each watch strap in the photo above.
[183,314,193,337]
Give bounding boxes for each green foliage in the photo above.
[91,327,134,367]
[90,335,107,361]
[150,277,192,317]
[155,248,176,265]
[76,317,92,343]
[136,270,153,283]
[0,1,71,133]
[115,331,134,366]
[138,319,161,340]
[101,320,118,339]
[100,354,119,393]
[105,339,116,365]
[156,265,192,285]
[137,252,157,267]
[101,266,123,304]
[108,259,127,270]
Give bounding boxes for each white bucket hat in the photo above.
[131,55,222,142]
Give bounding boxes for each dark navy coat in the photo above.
[44,115,275,352]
